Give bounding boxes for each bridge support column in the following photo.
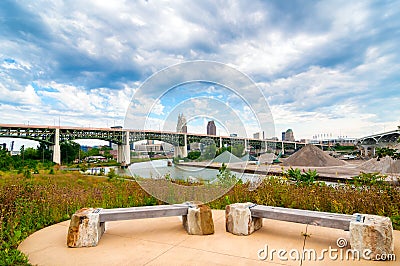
[281,141,285,155]
[261,141,267,153]
[117,131,130,165]
[52,128,61,165]
[174,134,187,158]
[219,137,222,148]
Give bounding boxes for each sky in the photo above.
[1,0,400,149]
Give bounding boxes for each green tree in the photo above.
[216,144,244,158]
[216,146,229,156]
[60,141,81,164]
[22,147,38,160]
[37,142,52,162]
[0,148,14,171]
[217,163,238,186]
[376,147,399,160]
[87,147,100,157]
[203,143,217,160]
[100,146,114,159]
[231,144,245,158]
[187,150,201,160]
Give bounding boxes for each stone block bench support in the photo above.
[350,213,394,260]
[225,203,263,235]
[226,203,394,260]
[67,202,214,248]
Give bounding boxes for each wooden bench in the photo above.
[67,202,214,248]
[225,203,394,259]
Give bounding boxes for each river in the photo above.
[125,159,260,183]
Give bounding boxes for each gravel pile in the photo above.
[283,144,346,167]
[213,151,243,163]
[258,153,277,164]
[359,156,400,173]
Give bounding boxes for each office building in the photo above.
[176,113,187,133]
[207,121,216,135]
[284,129,295,142]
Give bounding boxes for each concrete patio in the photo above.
[19,210,399,265]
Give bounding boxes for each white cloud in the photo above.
[1,0,399,141]
[0,84,41,105]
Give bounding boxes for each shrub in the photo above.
[187,150,201,160]
[283,167,318,185]
[351,172,386,187]
[216,163,238,187]
[0,172,162,265]
[107,168,118,180]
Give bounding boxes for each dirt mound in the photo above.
[359,156,400,173]
[258,153,277,164]
[283,144,346,167]
[213,151,242,163]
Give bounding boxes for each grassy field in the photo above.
[1,170,399,265]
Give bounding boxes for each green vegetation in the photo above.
[332,143,356,151]
[376,147,400,160]
[61,142,116,164]
[283,167,319,185]
[60,141,81,164]
[208,175,400,230]
[216,144,245,158]
[0,170,160,265]
[1,165,399,265]
[190,143,246,161]
[350,172,387,187]
[216,163,240,186]
[187,150,201,160]
[0,148,54,172]
[202,143,217,160]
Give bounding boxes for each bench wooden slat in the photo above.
[99,204,189,222]
[250,205,353,230]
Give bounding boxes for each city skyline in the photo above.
[1,1,400,144]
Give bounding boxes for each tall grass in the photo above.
[209,176,400,228]
[1,171,399,265]
[0,170,161,265]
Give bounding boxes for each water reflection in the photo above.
[127,159,258,183]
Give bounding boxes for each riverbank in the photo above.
[180,160,399,184]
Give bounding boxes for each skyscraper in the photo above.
[207,121,216,135]
[285,129,295,141]
[176,113,187,133]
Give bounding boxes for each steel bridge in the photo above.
[0,123,327,164]
[357,127,400,157]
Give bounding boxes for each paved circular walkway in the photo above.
[19,210,399,265]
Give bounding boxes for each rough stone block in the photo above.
[182,202,214,235]
[350,213,394,260]
[67,208,105,248]
[225,202,262,236]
